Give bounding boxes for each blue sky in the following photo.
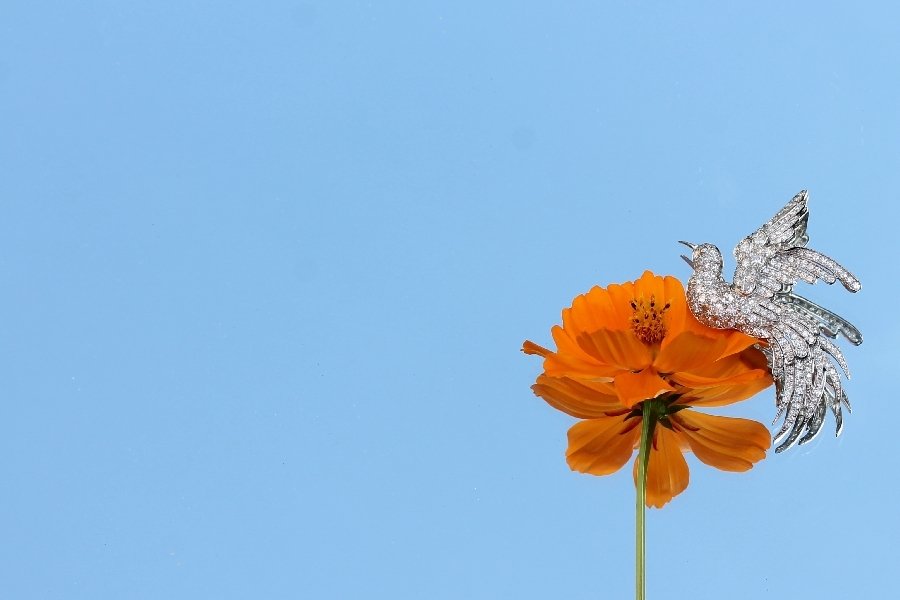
[2,2,899,598]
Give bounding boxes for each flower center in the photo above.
[630,294,670,345]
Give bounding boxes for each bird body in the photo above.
[681,191,861,453]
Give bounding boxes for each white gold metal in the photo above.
[681,190,862,453]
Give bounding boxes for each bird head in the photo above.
[678,241,723,279]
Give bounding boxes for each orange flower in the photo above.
[523,271,773,507]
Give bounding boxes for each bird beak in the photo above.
[678,241,696,268]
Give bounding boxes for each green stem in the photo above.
[636,400,657,600]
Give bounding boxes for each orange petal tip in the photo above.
[522,340,551,357]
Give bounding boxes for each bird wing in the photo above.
[773,292,863,346]
[731,190,861,298]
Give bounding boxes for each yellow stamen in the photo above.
[630,294,670,345]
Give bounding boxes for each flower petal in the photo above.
[531,375,623,419]
[576,329,653,372]
[632,426,689,508]
[603,282,639,331]
[564,284,633,334]
[566,416,641,476]
[632,270,665,299]
[717,330,765,359]
[655,331,734,373]
[672,411,771,472]
[671,368,768,389]
[669,348,769,388]
[671,347,772,406]
[613,368,675,408]
[658,274,691,338]
[541,326,623,379]
[522,340,551,357]
[677,372,773,407]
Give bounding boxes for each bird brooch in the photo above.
[679,190,861,452]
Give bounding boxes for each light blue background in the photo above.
[2,2,898,598]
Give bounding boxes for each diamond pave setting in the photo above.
[682,191,862,453]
